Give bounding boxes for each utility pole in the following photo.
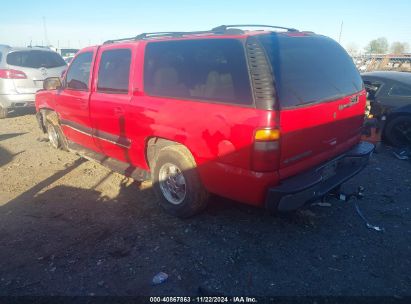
[42,16,49,46]
[338,20,344,44]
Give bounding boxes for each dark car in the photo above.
[362,71,411,147]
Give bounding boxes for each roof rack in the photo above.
[212,24,298,32]
[104,30,217,44]
[103,24,298,45]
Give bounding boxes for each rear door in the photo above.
[6,50,66,94]
[89,46,134,162]
[258,34,365,178]
[56,48,98,152]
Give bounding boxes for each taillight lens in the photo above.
[0,69,27,79]
[252,128,280,172]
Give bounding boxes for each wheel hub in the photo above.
[47,124,59,148]
[158,163,186,205]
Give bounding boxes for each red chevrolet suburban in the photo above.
[35,25,374,217]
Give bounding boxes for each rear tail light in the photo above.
[0,69,27,79]
[252,128,281,172]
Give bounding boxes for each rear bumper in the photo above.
[265,141,374,212]
[0,93,35,109]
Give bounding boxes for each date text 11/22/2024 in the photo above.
[149,296,258,303]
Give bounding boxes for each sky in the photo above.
[1,0,410,52]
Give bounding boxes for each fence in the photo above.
[353,54,411,72]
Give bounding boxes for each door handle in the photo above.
[76,99,88,109]
[113,107,124,116]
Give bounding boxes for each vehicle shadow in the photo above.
[0,132,27,142]
[6,108,36,118]
[0,155,329,297]
[0,132,27,167]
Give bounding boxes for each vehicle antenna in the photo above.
[42,16,49,46]
[338,20,344,44]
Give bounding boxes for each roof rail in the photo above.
[103,36,137,45]
[103,24,296,45]
[212,24,298,32]
[104,30,219,45]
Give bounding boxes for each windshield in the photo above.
[7,50,66,69]
[258,34,363,108]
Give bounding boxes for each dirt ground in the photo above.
[0,112,410,297]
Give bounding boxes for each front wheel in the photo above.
[384,115,411,147]
[46,120,68,150]
[152,145,209,218]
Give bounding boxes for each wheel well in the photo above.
[37,108,59,133]
[145,137,192,169]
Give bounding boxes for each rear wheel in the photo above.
[152,145,209,218]
[0,106,9,119]
[384,115,411,147]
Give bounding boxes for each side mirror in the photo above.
[43,77,62,90]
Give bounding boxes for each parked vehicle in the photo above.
[35,25,374,217]
[64,56,74,65]
[0,45,67,118]
[362,71,411,147]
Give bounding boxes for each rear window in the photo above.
[258,34,363,108]
[144,39,252,105]
[6,50,66,69]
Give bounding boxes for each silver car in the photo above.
[0,45,67,118]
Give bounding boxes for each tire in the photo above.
[46,120,68,150]
[0,106,8,119]
[152,145,209,218]
[384,115,411,147]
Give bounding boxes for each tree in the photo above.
[390,42,410,54]
[345,42,359,56]
[365,37,389,54]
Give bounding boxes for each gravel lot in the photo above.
[0,112,410,297]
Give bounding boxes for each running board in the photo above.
[67,141,151,182]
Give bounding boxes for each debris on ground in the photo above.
[392,147,411,160]
[152,272,169,285]
[311,202,332,207]
[352,198,385,232]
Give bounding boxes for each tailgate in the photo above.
[10,66,65,94]
[257,33,365,178]
[279,93,366,174]
[6,50,66,94]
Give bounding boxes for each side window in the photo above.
[144,39,252,105]
[388,84,411,97]
[65,52,93,91]
[97,49,131,94]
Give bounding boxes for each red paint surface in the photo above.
[36,34,365,207]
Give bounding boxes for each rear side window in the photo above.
[65,52,93,91]
[388,84,411,97]
[6,50,66,69]
[97,49,131,94]
[258,34,364,108]
[144,39,252,105]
